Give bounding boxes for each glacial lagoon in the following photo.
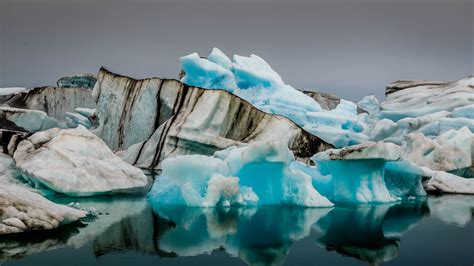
[2,194,473,266]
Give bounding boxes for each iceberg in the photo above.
[0,107,62,133]
[147,141,333,207]
[56,73,97,89]
[423,169,474,194]
[0,184,87,234]
[13,126,150,197]
[64,111,93,128]
[4,86,96,121]
[380,77,474,121]
[357,95,380,116]
[384,160,427,198]
[311,142,403,203]
[180,48,370,148]
[404,127,472,173]
[0,87,29,104]
[94,68,330,171]
[148,139,432,205]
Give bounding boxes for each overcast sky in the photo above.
[0,0,472,100]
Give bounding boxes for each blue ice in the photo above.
[180,48,369,148]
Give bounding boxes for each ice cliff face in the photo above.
[92,68,331,169]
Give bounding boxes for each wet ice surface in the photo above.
[1,194,473,266]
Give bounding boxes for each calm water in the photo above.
[1,195,473,266]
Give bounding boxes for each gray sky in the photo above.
[0,0,472,100]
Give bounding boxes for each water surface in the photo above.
[1,195,473,265]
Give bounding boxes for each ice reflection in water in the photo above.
[0,195,473,265]
[150,201,427,265]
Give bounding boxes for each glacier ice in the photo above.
[13,126,150,197]
[0,107,62,132]
[0,183,87,234]
[404,127,472,172]
[180,48,369,148]
[148,140,430,205]
[423,168,474,194]
[311,142,403,203]
[147,141,333,207]
[384,160,427,198]
[357,95,380,116]
[56,73,97,89]
[64,112,92,128]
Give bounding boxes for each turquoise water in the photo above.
[1,195,473,265]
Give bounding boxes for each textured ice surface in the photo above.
[149,140,427,205]
[309,142,431,202]
[423,168,474,194]
[404,127,472,172]
[0,184,86,234]
[180,48,368,148]
[13,126,150,197]
[384,160,427,198]
[0,107,62,132]
[56,73,97,89]
[64,112,92,128]
[357,95,380,116]
[310,142,407,203]
[380,77,474,121]
[148,141,333,207]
